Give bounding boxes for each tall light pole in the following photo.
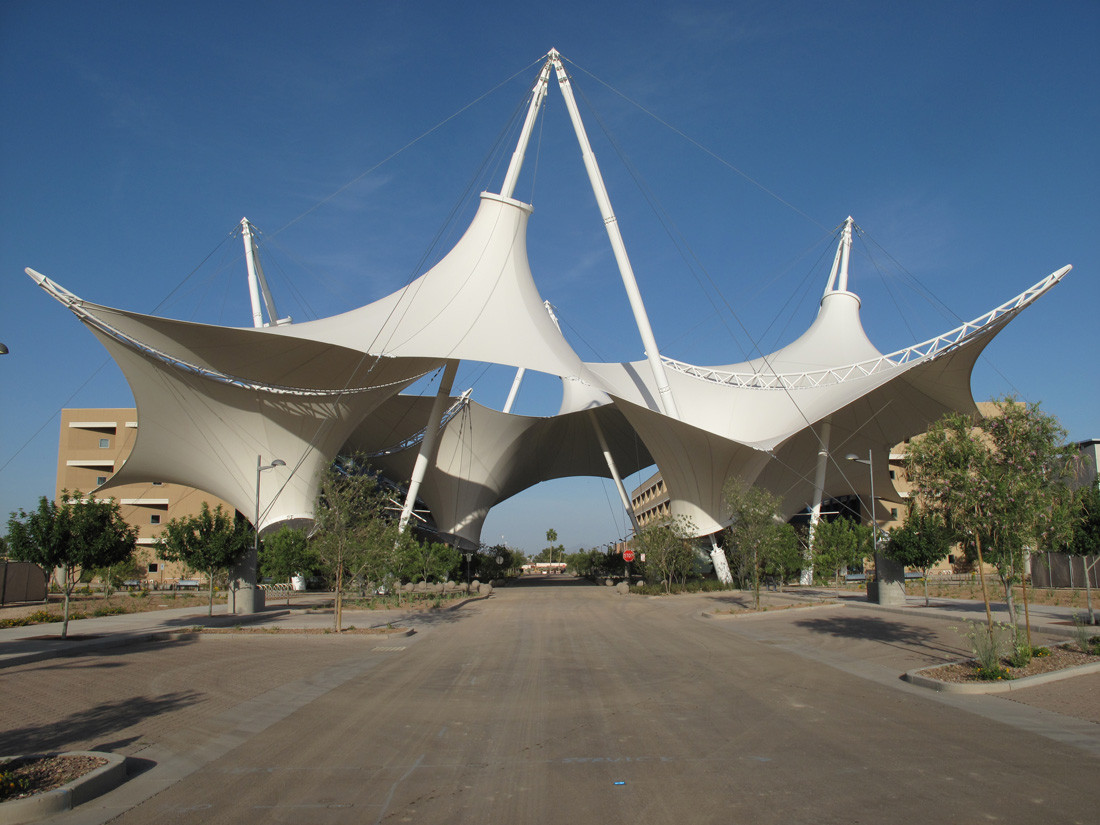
[233,454,284,614]
[845,451,877,556]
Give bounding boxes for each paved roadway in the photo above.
[2,577,1096,824]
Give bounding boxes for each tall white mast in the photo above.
[547,51,679,419]
[241,218,284,328]
[824,217,855,295]
[499,59,553,200]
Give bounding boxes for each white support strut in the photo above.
[241,218,284,327]
[399,361,459,533]
[547,50,680,420]
[589,410,640,535]
[499,59,553,200]
[803,418,832,585]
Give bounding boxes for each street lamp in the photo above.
[845,450,877,555]
[232,454,284,614]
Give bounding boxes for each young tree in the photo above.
[632,515,696,593]
[7,492,137,637]
[1063,480,1100,625]
[260,526,317,604]
[905,398,1076,637]
[884,504,954,606]
[813,517,872,596]
[311,455,399,631]
[724,478,797,608]
[158,502,252,616]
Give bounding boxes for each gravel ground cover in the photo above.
[0,754,106,801]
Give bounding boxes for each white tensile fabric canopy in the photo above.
[26,50,1072,548]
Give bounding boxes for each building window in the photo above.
[152,481,163,486]
[890,508,898,519]
[150,514,161,525]
[99,438,110,448]
[888,470,896,480]
[948,555,955,565]
[148,563,158,573]
[96,476,107,486]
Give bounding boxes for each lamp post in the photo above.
[845,451,877,556]
[845,449,905,605]
[232,454,284,614]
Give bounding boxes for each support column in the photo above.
[802,419,831,586]
[549,51,679,419]
[399,362,459,533]
[589,411,640,536]
[709,533,733,585]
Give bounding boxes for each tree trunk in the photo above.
[752,546,759,610]
[61,563,71,639]
[335,562,343,632]
[973,534,994,635]
[207,572,215,617]
[1085,557,1097,625]
[922,567,930,607]
[1002,576,1017,628]
[1021,570,1032,648]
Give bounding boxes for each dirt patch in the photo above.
[0,754,106,801]
[917,644,1100,684]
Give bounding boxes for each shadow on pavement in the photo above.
[0,690,202,754]
[792,614,966,658]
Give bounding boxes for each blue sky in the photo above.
[2,1,1097,554]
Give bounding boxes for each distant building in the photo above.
[56,408,236,587]
[630,471,670,529]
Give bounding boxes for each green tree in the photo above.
[906,398,1076,637]
[1063,480,1100,624]
[884,504,954,606]
[813,517,871,596]
[724,478,799,608]
[158,502,252,616]
[632,516,696,593]
[311,455,403,631]
[7,492,137,637]
[396,538,461,585]
[260,526,317,604]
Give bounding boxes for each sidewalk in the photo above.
[788,586,1093,639]
[2,587,1092,671]
[0,591,482,668]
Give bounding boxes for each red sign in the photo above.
[623,549,635,562]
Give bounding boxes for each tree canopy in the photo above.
[905,397,1076,634]
[158,502,252,615]
[724,478,801,607]
[7,492,136,636]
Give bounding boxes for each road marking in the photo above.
[374,646,407,652]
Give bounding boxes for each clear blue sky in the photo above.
[2,1,1097,554]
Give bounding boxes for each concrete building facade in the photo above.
[57,408,236,587]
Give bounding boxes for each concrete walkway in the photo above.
[0,592,482,669]
[2,577,1092,825]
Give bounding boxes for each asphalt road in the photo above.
[4,577,1096,824]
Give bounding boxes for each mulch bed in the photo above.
[918,644,1100,684]
[0,754,106,801]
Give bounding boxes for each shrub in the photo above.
[957,621,1013,680]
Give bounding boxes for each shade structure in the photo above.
[24,47,1073,548]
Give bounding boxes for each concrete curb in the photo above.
[701,602,842,620]
[0,751,125,823]
[903,657,1100,694]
